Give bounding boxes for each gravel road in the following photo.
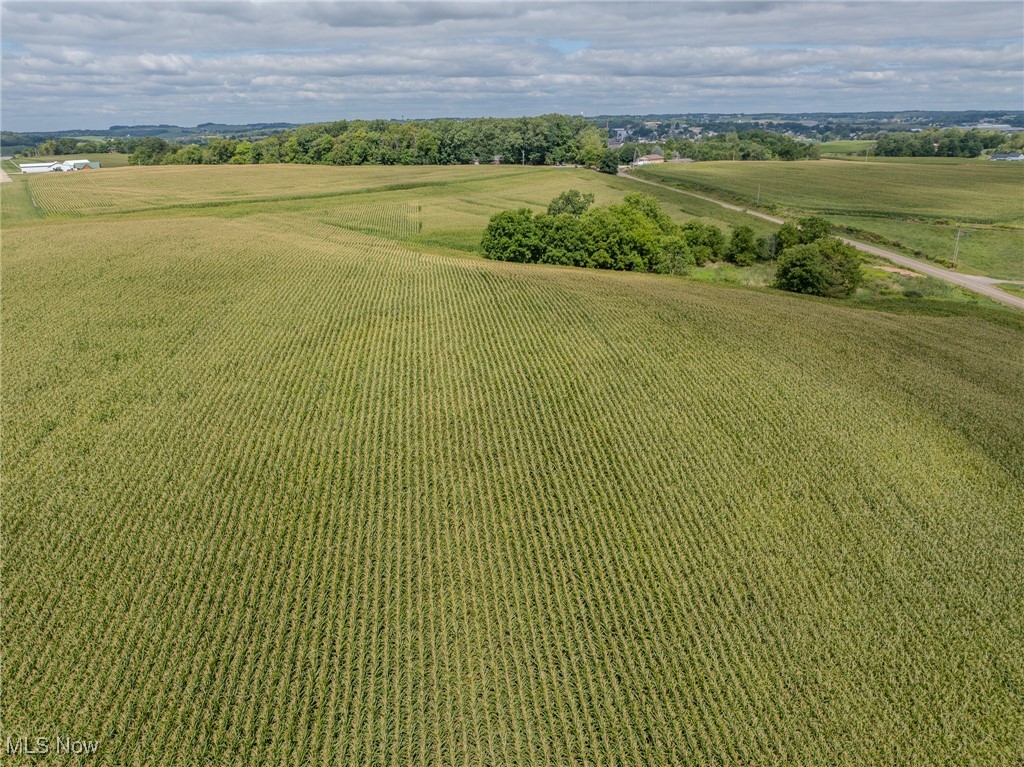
[621,170,1024,311]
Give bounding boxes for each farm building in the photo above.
[61,159,100,170]
[990,152,1024,161]
[18,162,61,174]
[18,159,100,173]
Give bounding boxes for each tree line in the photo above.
[481,191,861,298]
[12,119,819,169]
[119,115,606,167]
[871,128,1008,158]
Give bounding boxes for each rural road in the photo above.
[0,168,12,183]
[620,170,1024,311]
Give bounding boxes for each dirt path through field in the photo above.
[620,170,1024,311]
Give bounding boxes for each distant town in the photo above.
[594,110,1024,148]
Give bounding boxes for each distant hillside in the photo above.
[1,121,306,154]
[6,111,1022,156]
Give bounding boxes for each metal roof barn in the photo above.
[18,162,61,174]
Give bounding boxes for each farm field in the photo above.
[0,174,43,226]
[633,159,1024,280]
[21,162,530,217]
[831,154,994,165]
[817,139,875,157]
[8,162,777,243]
[3,164,1024,765]
[816,141,994,164]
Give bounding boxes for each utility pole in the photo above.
[952,226,963,269]
[756,183,761,206]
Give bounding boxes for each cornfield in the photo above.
[2,166,1023,765]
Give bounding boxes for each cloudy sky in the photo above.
[2,1,1021,131]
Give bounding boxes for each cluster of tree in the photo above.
[482,193,862,297]
[872,128,1005,158]
[124,115,606,167]
[995,132,1024,152]
[130,136,223,166]
[123,137,175,165]
[481,191,693,273]
[772,218,863,298]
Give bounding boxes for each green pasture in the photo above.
[997,281,1024,298]
[832,215,1023,281]
[817,141,995,164]
[817,139,875,156]
[633,160,1024,280]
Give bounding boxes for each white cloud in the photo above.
[2,1,1021,130]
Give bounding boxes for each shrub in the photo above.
[597,151,620,175]
[774,244,829,296]
[756,234,780,262]
[658,234,696,275]
[680,221,726,265]
[547,189,595,217]
[817,238,863,297]
[775,237,863,298]
[727,225,759,266]
[797,216,832,244]
[777,222,802,251]
[623,192,677,234]
[480,208,541,262]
